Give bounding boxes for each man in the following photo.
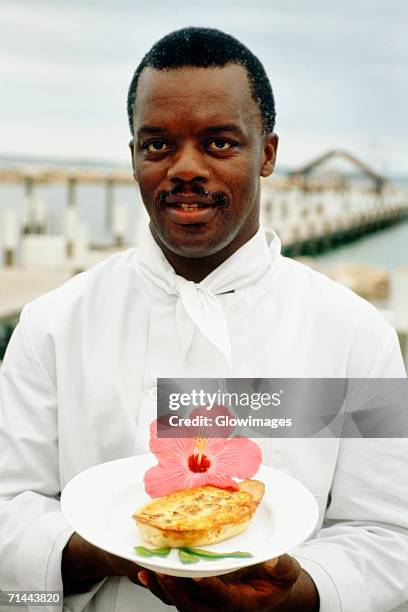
[0,27,407,612]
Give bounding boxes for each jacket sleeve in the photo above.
[0,306,74,611]
[292,329,408,612]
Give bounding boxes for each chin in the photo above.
[163,234,231,259]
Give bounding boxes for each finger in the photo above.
[207,567,253,583]
[192,576,247,609]
[137,570,149,587]
[264,557,279,570]
[263,554,301,586]
[156,574,211,612]
[120,560,145,585]
[137,570,174,606]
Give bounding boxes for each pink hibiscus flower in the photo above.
[144,406,262,497]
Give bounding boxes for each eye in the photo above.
[207,138,233,151]
[144,140,171,153]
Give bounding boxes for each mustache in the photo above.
[158,183,229,207]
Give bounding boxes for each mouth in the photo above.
[157,189,228,226]
[166,202,215,212]
[162,200,222,225]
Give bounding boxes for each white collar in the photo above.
[136,225,281,367]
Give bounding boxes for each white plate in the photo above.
[61,454,319,578]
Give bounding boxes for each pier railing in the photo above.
[260,181,408,257]
[1,165,407,269]
[1,167,408,362]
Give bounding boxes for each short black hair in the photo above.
[127,27,276,135]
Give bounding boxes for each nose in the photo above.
[167,142,210,184]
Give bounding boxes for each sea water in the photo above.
[314,220,408,270]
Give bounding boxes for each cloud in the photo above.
[1,0,407,172]
[0,116,132,163]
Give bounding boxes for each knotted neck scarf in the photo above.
[137,226,280,368]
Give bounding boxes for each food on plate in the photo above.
[180,546,252,559]
[133,546,171,557]
[132,478,264,547]
[133,545,253,563]
[179,549,200,564]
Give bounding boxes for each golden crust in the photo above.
[133,479,264,547]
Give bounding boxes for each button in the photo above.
[231,300,246,312]
[149,386,158,400]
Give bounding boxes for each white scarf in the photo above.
[137,226,281,367]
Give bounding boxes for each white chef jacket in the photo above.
[0,227,407,612]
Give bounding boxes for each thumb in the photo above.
[263,554,301,585]
[263,557,279,572]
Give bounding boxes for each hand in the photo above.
[138,554,319,611]
[62,533,144,595]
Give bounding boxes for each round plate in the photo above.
[61,454,318,578]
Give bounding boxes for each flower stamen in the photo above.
[194,437,208,466]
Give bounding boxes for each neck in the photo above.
[152,227,259,283]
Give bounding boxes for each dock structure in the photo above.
[0,164,134,233]
[0,163,142,268]
[288,149,387,193]
[1,153,407,262]
[1,151,408,360]
[0,150,407,267]
[261,180,407,258]
[261,149,407,257]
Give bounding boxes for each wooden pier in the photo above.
[1,150,408,362]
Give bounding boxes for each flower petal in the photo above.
[203,473,240,490]
[144,463,237,497]
[144,463,192,497]
[210,437,262,479]
[149,419,195,467]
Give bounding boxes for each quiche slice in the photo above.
[132,479,265,547]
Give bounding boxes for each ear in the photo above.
[129,139,138,182]
[260,133,279,178]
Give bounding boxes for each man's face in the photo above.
[130,64,277,259]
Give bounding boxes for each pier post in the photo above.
[67,177,77,208]
[66,177,77,257]
[22,176,35,234]
[2,209,18,268]
[112,201,127,247]
[105,178,114,235]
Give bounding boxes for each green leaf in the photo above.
[133,546,171,557]
[178,549,200,564]
[181,546,253,559]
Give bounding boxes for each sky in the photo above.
[1,0,407,174]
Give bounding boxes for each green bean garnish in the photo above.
[181,546,252,559]
[134,546,171,557]
[178,549,200,564]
